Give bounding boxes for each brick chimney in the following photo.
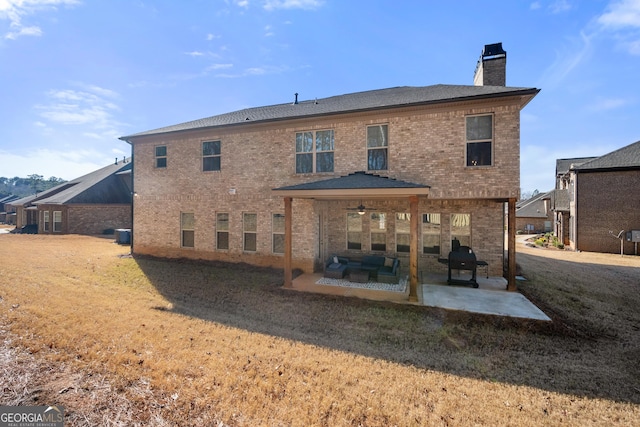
[473,43,506,86]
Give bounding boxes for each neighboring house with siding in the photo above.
[9,158,132,235]
[555,141,640,254]
[121,43,539,299]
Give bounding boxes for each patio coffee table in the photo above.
[349,269,370,283]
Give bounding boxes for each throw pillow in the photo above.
[384,257,394,267]
[333,256,339,264]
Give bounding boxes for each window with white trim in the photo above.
[272,213,285,254]
[53,211,62,232]
[181,212,195,248]
[216,213,229,250]
[155,145,167,168]
[295,130,334,173]
[243,213,257,252]
[43,210,50,232]
[466,115,493,167]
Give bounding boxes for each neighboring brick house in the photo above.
[9,158,132,235]
[552,157,596,247]
[121,43,539,299]
[516,191,553,234]
[554,141,640,254]
[0,195,18,224]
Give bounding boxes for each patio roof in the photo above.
[272,171,430,199]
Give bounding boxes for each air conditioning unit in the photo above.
[625,230,640,242]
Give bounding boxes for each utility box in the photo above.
[115,228,131,244]
[625,230,640,242]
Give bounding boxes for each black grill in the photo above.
[447,249,479,288]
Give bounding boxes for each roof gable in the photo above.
[11,160,132,207]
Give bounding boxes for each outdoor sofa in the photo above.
[324,255,401,284]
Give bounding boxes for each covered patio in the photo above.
[273,171,521,304]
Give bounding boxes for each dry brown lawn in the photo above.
[0,232,639,426]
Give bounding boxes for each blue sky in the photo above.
[1,0,639,195]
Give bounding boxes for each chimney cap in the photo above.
[482,42,506,58]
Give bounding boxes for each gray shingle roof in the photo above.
[574,140,640,171]
[10,159,132,207]
[556,157,597,176]
[121,84,539,139]
[516,191,552,218]
[273,171,429,191]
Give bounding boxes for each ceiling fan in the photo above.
[346,201,377,215]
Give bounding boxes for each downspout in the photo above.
[121,138,134,254]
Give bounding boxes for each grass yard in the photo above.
[0,233,639,426]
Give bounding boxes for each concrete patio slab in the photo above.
[422,284,551,321]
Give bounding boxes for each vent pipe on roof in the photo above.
[293,93,299,105]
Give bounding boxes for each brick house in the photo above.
[0,195,18,224]
[554,141,640,254]
[516,191,553,234]
[9,158,132,235]
[121,43,539,299]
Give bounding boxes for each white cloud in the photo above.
[263,0,323,11]
[586,97,630,111]
[530,2,541,10]
[184,51,204,57]
[0,148,114,180]
[598,0,640,28]
[0,0,80,40]
[596,0,640,54]
[549,0,571,14]
[538,31,592,88]
[35,85,124,140]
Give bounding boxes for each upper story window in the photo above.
[465,115,493,167]
[367,124,388,171]
[155,145,167,168]
[203,140,221,172]
[295,130,334,173]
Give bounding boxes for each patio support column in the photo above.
[409,195,419,301]
[284,197,293,288]
[507,197,517,291]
